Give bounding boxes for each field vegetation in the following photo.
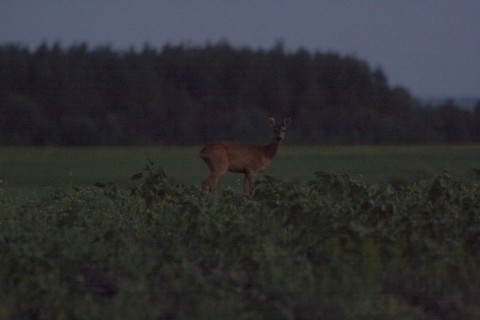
[1,146,479,319]
[1,145,478,195]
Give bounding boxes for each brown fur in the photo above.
[200,117,291,194]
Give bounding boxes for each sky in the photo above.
[1,1,479,99]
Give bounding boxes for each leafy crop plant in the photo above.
[0,165,479,319]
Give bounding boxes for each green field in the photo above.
[1,145,479,195]
[1,145,480,318]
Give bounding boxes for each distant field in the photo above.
[0,145,478,195]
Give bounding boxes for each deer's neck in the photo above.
[263,138,282,160]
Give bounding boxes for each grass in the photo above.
[0,145,479,195]
[276,145,480,183]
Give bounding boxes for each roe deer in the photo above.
[200,117,291,194]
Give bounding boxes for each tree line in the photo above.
[0,41,479,145]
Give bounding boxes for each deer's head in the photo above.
[268,117,291,142]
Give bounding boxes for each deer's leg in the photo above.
[202,170,215,192]
[201,157,227,193]
[202,172,223,193]
[243,171,257,194]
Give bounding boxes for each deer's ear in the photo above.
[283,117,292,127]
[267,117,276,127]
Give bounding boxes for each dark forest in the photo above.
[0,42,478,145]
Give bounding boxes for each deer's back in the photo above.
[200,142,267,173]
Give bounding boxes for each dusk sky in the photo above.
[1,1,479,99]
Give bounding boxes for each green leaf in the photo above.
[131,172,144,180]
